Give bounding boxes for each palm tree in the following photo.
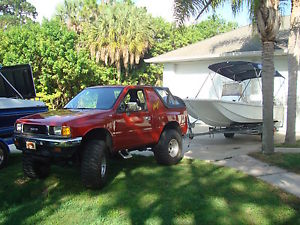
[84,2,154,83]
[256,0,281,154]
[285,0,300,144]
[174,0,280,153]
[56,0,98,34]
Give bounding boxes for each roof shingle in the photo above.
[145,17,290,63]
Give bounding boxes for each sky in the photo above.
[27,0,251,26]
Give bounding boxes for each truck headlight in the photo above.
[15,123,23,133]
[50,126,71,137]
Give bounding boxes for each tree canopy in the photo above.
[81,1,155,82]
[0,0,237,108]
[0,0,37,28]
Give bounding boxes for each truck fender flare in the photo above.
[81,128,113,153]
[161,121,181,137]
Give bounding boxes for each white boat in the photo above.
[184,99,284,127]
[184,61,285,127]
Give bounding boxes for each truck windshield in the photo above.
[64,87,123,110]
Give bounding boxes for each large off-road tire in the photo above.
[81,140,109,189]
[154,129,183,165]
[22,154,50,179]
[224,133,235,138]
[0,143,9,169]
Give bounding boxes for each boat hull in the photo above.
[184,99,284,127]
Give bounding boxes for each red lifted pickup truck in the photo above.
[14,86,188,188]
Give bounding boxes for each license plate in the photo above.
[26,141,36,150]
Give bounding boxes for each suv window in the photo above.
[119,89,147,112]
[65,87,123,110]
[154,87,184,108]
[154,87,185,108]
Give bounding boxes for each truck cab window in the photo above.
[119,89,147,112]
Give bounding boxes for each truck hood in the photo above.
[17,109,109,126]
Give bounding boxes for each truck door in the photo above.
[113,89,153,150]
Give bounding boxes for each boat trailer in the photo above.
[187,119,265,140]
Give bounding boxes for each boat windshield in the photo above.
[65,87,123,110]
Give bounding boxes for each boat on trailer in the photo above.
[185,98,284,127]
[0,64,48,168]
[184,61,285,138]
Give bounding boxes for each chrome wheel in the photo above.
[100,157,107,178]
[168,139,179,157]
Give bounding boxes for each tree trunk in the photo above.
[262,41,275,154]
[255,0,280,154]
[285,0,300,144]
[117,61,121,84]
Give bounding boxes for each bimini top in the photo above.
[0,64,36,99]
[208,61,284,82]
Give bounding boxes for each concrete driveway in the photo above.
[183,124,285,161]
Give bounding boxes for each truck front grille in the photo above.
[23,124,48,135]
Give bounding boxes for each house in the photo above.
[145,16,300,132]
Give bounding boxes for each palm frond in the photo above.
[174,0,214,25]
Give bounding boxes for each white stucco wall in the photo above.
[163,56,300,132]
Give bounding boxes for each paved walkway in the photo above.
[182,124,300,197]
[213,154,300,198]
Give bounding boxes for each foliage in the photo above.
[150,16,237,56]
[0,20,116,109]
[1,154,300,224]
[56,0,99,34]
[0,1,237,109]
[81,1,155,83]
[173,0,258,26]
[58,0,236,85]
[0,0,37,28]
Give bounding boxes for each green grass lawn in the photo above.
[1,154,300,225]
[275,139,300,148]
[250,152,300,174]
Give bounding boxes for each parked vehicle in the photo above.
[0,64,47,169]
[14,86,188,188]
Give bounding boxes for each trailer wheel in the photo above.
[224,133,235,138]
[23,154,50,179]
[154,129,183,165]
[0,143,9,169]
[81,140,109,189]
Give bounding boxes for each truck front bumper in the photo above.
[14,135,82,159]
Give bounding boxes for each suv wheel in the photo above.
[23,154,50,179]
[154,129,183,165]
[81,140,108,189]
[0,143,8,169]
